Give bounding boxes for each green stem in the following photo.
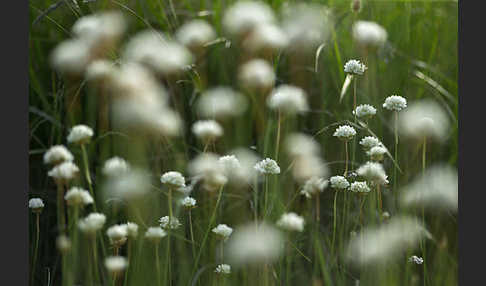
[57,182,66,234]
[275,112,282,160]
[31,213,40,285]
[331,190,338,254]
[394,111,399,193]
[344,141,349,176]
[81,144,97,212]
[156,243,161,286]
[189,210,196,259]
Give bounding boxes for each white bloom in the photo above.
[196,87,248,119]
[67,125,93,145]
[254,158,280,175]
[222,1,275,37]
[267,85,309,115]
[344,59,367,75]
[192,120,224,142]
[383,95,407,111]
[398,100,450,142]
[352,21,387,48]
[144,227,167,242]
[215,264,231,274]
[367,146,387,161]
[48,161,79,182]
[291,155,329,183]
[408,255,424,265]
[159,216,181,230]
[359,136,382,150]
[330,176,350,189]
[243,23,288,53]
[276,212,305,232]
[181,197,197,208]
[85,60,116,81]
[105,256,128,274]
[64,187,93,206]
[102,157,130,177]
[72,11,126,49]
[175,20,216,51]
[43,145,73,165]
[106,224,128,246]
[356,162,389,185]
[284,133,321,159]
[333,125,356,141]
[223,149,260,186]
[300,177,328,198]
[219,155,242,179]
[56,235,71,253]
[29,198,44,210]
[161,171,186,189]
[103,169,151,200]
[78,213,106,234]
[123,222,139,238]
[349,181,371,194]
[188,153,227,191]
[212,224,233,239]
[382,211,391,220]
[226,223,283,266]
[353,104,376,119]
[238,59,275,93]
[50,39,91,75]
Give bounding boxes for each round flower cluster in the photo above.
[64,187,94,206]
[105,256,128,274]
[67,124,94,145]
[222,1,275,37]
[367,146,387,161]
[159,216,181,230]
[243,23,288,53]
[300,177,328,199]
[330,176,350,189]
[352,21,388,48]
[102,157,130,177]
[181,197,197,209]
[349,181,371,194]
[360,136,382,150]
[276,212,305,232]
[56,235,72,253]
[333,125,356,141]
[266,85,309,115]
[192,120,224,142]
[48,161,79,182]
[215,264,231,274]
[212,224,233,239]
[254,158,280,175]
[356,161,389,185]
[238,59,275,93]
[106,224,128,246]
[161,171,186,189]
[353,104,376,119]
[124,222,139,238]
[408,255,424,265]
[144,227,167,243]
[188,153,228,192]
[78,213,106,234]
[383,95,407,111]
[196,87,248,119]
[175,20,216,52]
[344,59,367,75]
[43,145,74,165]
[29,198,44,212]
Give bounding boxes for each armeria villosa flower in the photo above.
[48,161,79,183]
[300,177,328,199]
[267,84,309,115]
[175,19,216,52]
[359,136,382,150]
[44,145,74,166]
[85,59,116,82]
[383,95,407,111]
[196,87,248,119]
[106,224,128,247]
[212,224,233,240]
[349,181,371,194]
[238,59,275,94]
[102,157,130,177]
[254,158,280,175]
[192,120,224,142]
[67,124,94,145]
[105,256,128,274]
[188,152,228,191]
[144,227,167,243]
[276,212,305,232]
[292,155,329,184]
[78,212,106,234]
[222,149,260,187]
[161,171,186,189]
[344,59,367,75]
[222,1,276,38]
[56,235,72,254]
[181,197,197,209]
[353,104,377,120]
[215,264,231,274]
[352,21,388,49]
[29,198,44,213]
[356,162,389,185]
[330,176,350,190]
[219,155,242,174]
[284,133,321,159]
[243,23,289,54]
[64,187,93,207]
[103,169,151,200]
[123,222,139,238]
[367,146,387,161]
[50,39,91,76]
[333,125,357,141]
[159,216,181,230]
[408,255,424,265]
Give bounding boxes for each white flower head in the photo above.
[175,20,216,51]
[196,87,248,119]
[102,157,130,177]
[383,95,407,111]
[222,1,275,38]
[181,197,197,209]
[78,213,106,234]
[408,255,424,265]
[50,39,91,76]
[353,104,377,119]
[144,227,167,243]
[267,85,309,115]
[352,21,388,48]
[105,256,128,274]
[276,212,305,232]
[67,124,94,145]
[238,59,275,93]
[356,162,389,185]
[212,224,233,240]
[333,125,357,141]
[243,23,289,53]
[359,136,382,150]
[292,155,329,184]
[254,158,280,175]
[85,60,116,82]
[223,149,260,186]
[29,198,44,212]
[344,59,367,75]
[48,161,79,183]
[44,145,74,165]
[159,216,181,230]
[349,181,371,194]
[64,187,93,207]
[215,264,231,274]
[123,222,139,238]
[56,235,72,253]
[106,224,128,246]
[103,169,151,200]
[330,176,350,189]
[300,177,328,199]
[188,153,228,192]
[284,133,321,159]
[161,171,186,189]
[367,146,387,161]
[192,120,224,142]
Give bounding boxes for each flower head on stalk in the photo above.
[43,145,74,166]
[29,198,45,214]
[212,224,233,240]
[254,158,281,175]
[181,197,197,209]
[67,124,94,145]
[144,227,167,243]
[160,171,186,189]
[333,125,356,142]
[330,176,350,190]
[344,60,367,75]
[64,187,94,207]
[276,212,305,232]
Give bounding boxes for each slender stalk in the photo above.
[91,235,100,285]
[331,190,338,254]
[344,141,349,176]
[353,78,357,122]
[315,192,320,222]
[275,111,282,160]
[166,188,173,285]
[81,144,97,212]
[189,210,196,259]
[264,176,269,219]
[393,111,399,192]
[155,243,161,286]
[123,240,131,286]
[421,136,428,286]
[377,184,382,217]
[112,273,117,286]
[57,182,66,234]
[31,212,41,285]
[359,195,367,227]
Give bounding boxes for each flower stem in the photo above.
[344,141,349,176]
[31,213,40,285]
[81,144,97,212]
[331,190,338,254]
[155,243,161,286]
[56,182,66,234]
[275,111,282,160]
[189,210,196,259]
[393,111,399,195]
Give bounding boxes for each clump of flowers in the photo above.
[43,145,74,166]
[353,104,376,120]
[383,95,407,111]
[254,158,280,175]
[159,216,181,230]
[349,181,371,194]
[267,84,309,115]
[192,120,224,143]
[64,187,94,207]
[67,124,94,145]
[333,125,357,141]
[276,212,305,232]
[212,224,234,240]
[300,177,328,199]
[215,264,231,274]
[144,227,167,243]
[330,176,350,189]
[344,59,367,75]
[161,171,186,189]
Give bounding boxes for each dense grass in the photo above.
[29,0,457,285]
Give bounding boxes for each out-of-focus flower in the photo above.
[85,60,116,82]
[181,197,197,209]
[78,213,106,234]
[102,157,130,177]
[44,145,74,166]
[352,21,387,49]
[64,187,93,207]
[192,120,224,142]
[188,153,228,191]
[223,149,260,187]
[105,256,128,274]
[330,176,350,189]
[300,177,328,199]
[267,85,308,115]
[215,264,231,274]
[175,20,216,52]
[383,95,407,111]
[48,161,79,183]
[212,224,233,240]
[254,158,280,175]
[145,227,167,243]
[103,169,151,200]
[349,181,371,194]
[284,133,321,159]
[161,171,186,189]
[67,124,93,145]
[123,222,139,238]
[106,224,128,247]
[238,59,275,94]
[196,87,248,119]
[292,155,329,184]
[367,146,387,161]
[356,162,389,185]
[243,23,288,54]
[159,216,181,230]
[408,255,424,265]
[276,212,305,232]
[50,39,91,76]
[222,1,275,38]
[56,235,71,253]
